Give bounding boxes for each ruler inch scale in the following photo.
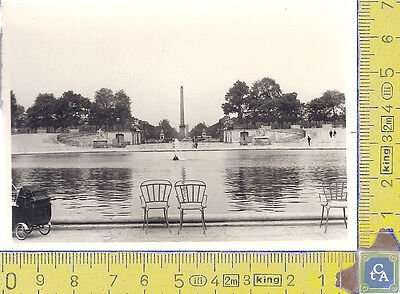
[0,252,354,294]
[359,0,400,247]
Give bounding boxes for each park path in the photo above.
[12,133,81,154]
[15,221,349,244]
[11,129,346,155]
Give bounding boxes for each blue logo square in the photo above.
[364,257,395,289]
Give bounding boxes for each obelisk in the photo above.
[179,86,186,139]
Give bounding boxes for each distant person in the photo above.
[333,130,337,137]
[307,136,311,146]
[173,154,179,161]
[194,142,198,149]
[329,130,333,138]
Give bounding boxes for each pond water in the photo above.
[12,150,346,222]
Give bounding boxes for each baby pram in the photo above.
[12,184,52,240]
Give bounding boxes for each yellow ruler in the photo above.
[0,252,354,293]
[359,0,400,247]
[2,1,399,293]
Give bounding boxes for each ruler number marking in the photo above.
[110,274,118,287]
[381,179,393,188]
[382,35,393,43]
[70,275,79,288]
[5,272,16,290]
[380,212,394,218]
[36,274,45,287]
[382,134,392,142]
[380,67,395,77]
[381,105,393,113]
[174,273,184,288]
[243,275,251,286]
[140,274,149,287]
[317,274,325,287]
[286,274,295,287]
[211,275,219,287]
[381,1,394,9]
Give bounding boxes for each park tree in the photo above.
[275,92,301,124]
[306,97,329,122]
[305,97,328,123]
[54,91,91,129]
[320,90,345,123]
[10,91,26,129]
[90,88,133,131]
[159,119,178,140]
[221,77,304,127]
[90,88,115,130]
[26,93,57,128]
[305,90,346,124]
[189,122,207,138]
[337,105,346,123]
[248,77,283,123]
[113,90,132,129]
[221,80,249,124]
[298,102,307,124]
[139,120,158,141]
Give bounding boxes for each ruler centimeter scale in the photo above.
[0,252,354,293]
[358,0,400,247]
[0,1,396,293]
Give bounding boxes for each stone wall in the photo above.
[223,127,305,145]
[106,131,141,145]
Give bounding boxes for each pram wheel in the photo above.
[38,224,51,235]
[15,223,28,240]
[26,226,33,234]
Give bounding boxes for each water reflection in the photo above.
[181,167,187,182]
[223,149,346,214]
[12,168,133,218]
[225,167,301,212]
[12,150,346,220]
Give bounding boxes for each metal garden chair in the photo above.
[139,180,172,233]
[319,180,347,233]
[174,180,208,234]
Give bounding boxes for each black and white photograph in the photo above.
[2,0,357,249]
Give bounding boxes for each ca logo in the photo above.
[369,264,389,282]
[360,253,398,293]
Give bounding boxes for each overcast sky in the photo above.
[3,0,356,129]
